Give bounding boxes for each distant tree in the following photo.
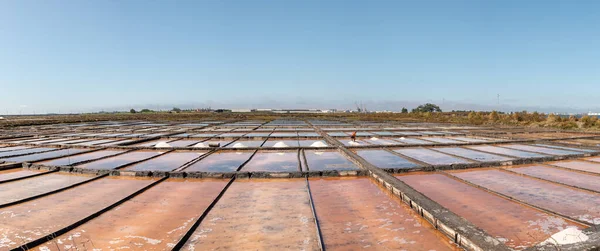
[467,111,484,124]
[568,115,578,122]
[401,107,408,113]
[531,111,544,122]
[468,111,477,121]
[413,103,442,113]
[130,109,136,114]
[581,115,598,128]
[488,111,500,122]
[172,107,182,113]
[511,112,522,122]
[140,109,153,113]
[561,121,578,129]
[546,113,559,123]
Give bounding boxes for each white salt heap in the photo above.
[370,137,379,141]
[539,227,588,246]
[348,141,361,146]
[154,142,172,148]
[192,142,208,148]
[231,143,247,148]
[273,142,289,148]
[310,141,327,147]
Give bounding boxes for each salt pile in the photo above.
[154,142,172,148]
[273,142,289,148]
[539,227,589,245]
[370,137,379,141]
[231,143,247,148]
[310,141,327,147]
[192,142,208,148]
[348,141,361,146]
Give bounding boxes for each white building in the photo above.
[231,109,253,113]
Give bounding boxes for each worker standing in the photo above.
[350,131,357,142]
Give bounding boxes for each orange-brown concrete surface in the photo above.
[0,168,46,182]
[507,165,600,192]
[549,159,600,174]
[183,178,320,250]
[0,172,95,205]
[397,173,584,250]
[450,169,600,224]
[34,178,227,251]
[310,177,459,251]
[587,156,600,163]
[0,176,156,250]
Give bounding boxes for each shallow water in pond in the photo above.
[450,169,600,224]
[34,178,227,251]
[125,151,205,172]
[355,150,417,169]
[0,148,87,163]
[0,172,96,205]
[310,177,460,250]
[547,160,600,174]
[0,176,156,250]
[183,179,319,250]
[37,150,126,166]
[184,151,254,172]
[393,148,471,165]
[396,173,584,250]
[507,165,600,192]
[466,145,547,158]
[241,151,300,172]
[0,169,48,182]
[304,150,359,171]
[76,151,164,170]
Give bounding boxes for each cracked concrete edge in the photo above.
[338,146,513,251]
[21,166,369,179]
[526,226,600,251]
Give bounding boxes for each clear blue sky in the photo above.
[1,0,599,114]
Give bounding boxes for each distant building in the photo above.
[231,109,253,113]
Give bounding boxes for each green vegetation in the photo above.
[130,109,136,113]
[401,107,408,113]
[140,109,154,113]
[172,107,182,113]
[412,103,442,113]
